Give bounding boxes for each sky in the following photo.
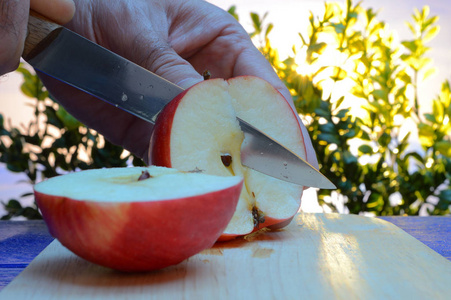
[1,0,450,124]
[0,0,450,214]
[208,0,451,110]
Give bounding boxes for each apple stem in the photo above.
[138,170,153,181]
[188,167,204,173]
[202,70,211,80]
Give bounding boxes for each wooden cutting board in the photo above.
[1,213,450,299]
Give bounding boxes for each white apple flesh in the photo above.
[34,166,243,271]
[150,76,307,240]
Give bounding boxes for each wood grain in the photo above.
[23,11,61,60]
[1,213,450,299]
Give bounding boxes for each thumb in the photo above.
[141,47,203,89]
[0,0,29,75]
[30,0,75,24]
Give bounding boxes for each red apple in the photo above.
[150,76,306,241]
[34,166,243,271]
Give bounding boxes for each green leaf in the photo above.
[424,25,440,42]
[405,21,416,35]
[401,40,418,53]
[424,113,436,123]
[23,133,42,146]
[359,144,373,154]
[421,6,430,20]
[332,23,346,34]
[435,141,451,156]
[45,107,64,128]
[20,80,37,98]
[319,122,335,133]
[250,12,261,32]
[314,107,330,118]
[56,106,82,130]
[359,130,371,141]
[366,192,384,211]
[227,5,239,21]
[336,108,349,119]
[418,125,434,147]
[331,67,347,81]
[343,129,357,138]
[265,23,274,37]
[439,189,451,202]
[4,199,22,210]
[7,161,27,173]
[432,100,444,123]
[335,96,345,109]
[422,67,436,81]
[22,207,42,219]
[372,89,388,101]
[436,189,451,210]
[317,133,341,145]
[307,42,327,55]
[348,11,358,20]
[343,150,358,164]
[298,33,308,46]
[405,152,424,164]
[378,132,391,148]
[52,137,67,149]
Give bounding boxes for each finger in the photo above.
[0,0,30,75]
[232,46,290,102]
[30,0,75,24]
[138,42,203,89]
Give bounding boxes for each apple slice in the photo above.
[34,166,243,271]
[150,76,306,240]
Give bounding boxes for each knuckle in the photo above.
[133,33,171,71]
[133,34,191,77]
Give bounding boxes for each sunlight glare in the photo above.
[426,157,434,168]
[295,49,317,76]
[443,115,449,126]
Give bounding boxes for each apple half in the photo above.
[150,76,306,240]
[34,166,243,271]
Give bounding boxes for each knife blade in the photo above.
[23,12,335,189]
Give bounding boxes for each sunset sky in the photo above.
[0,0,450,214]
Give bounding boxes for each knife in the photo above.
[22,12,335,189]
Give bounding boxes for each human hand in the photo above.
[38,0,319,167]
[0,0,75,75]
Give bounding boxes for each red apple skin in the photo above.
[35,180,242,272]
[149,88,189,168]
[217,216,296,242]
[151,76,307,241]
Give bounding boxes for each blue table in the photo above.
[0,216,450,291]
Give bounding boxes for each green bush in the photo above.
[1,0,450,219]
[0,67,145,220]
[239,0,450,215]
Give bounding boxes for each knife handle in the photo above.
[23,11,61,61]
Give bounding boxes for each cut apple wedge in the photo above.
[34,166,243,271]
[150,76,306,240]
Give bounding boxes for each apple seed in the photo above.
[221,154,232,167]
[203,70,211,80]
[138,170,153,181]
[252,206,266,229]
